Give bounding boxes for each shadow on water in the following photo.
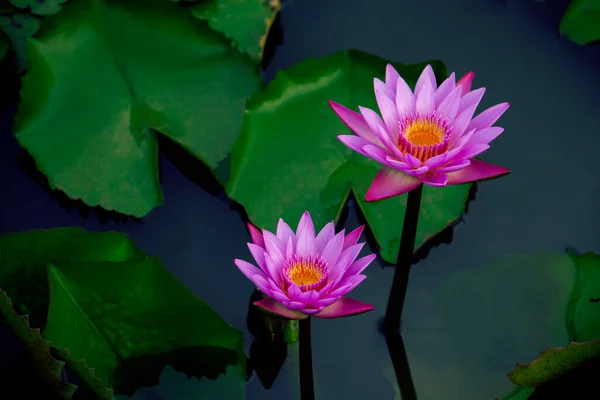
[156,133,224,198]
[385,333,417,400]
[15,150,139,225]
[246,289,289,389]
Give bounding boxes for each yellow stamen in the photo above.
[404,119,445,146]
[288,260,322,286]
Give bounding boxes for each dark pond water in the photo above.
[2,0,600,399]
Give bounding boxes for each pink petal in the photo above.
[386,157,411,172]
[403,166,430,177]
[415,64,437,97]
[315,297,374,319]
[329,274,367,297]
[251,273,277,297]
[296,289,320,307]
[363,144,390,166]
[374,78,395,104]
[469,127,504,146]
[359,106,386,139]
[264,253,284,286]
[330,243,364,286]
[456,71,475,95]
[288,284,306,303]
[449,104,477,146]
[320,230,345,267]
[296,211,315,238]
[254,298,308,320]
[329,101,381,145]
[342,226,364,251]
[420,172,448,187]
[247,223,264,248]
[341,254,377,281]
[423,151,448,170]
[315,297,338,308]
[338,135,372,157]
[365,166,422,201]
[248,243,268,272]
[434,72,456,106]
[458,87,485,115]
[296,225,316,257]
[436,85,462,123]
[263,230,285,265]
[285,237,294,259]
[396,77,415,117]
[234,259,268,283]
[467,102,510,131]
[375,88,400,143]
[374,125,404,160]
[416,80,435,116]
[446,159,510,185]
[435,159,471,174]
[404,153,422,169]
[315,221,335,253]
[454,143,490,160]
[276,218,295,246]
[385,64,400,92]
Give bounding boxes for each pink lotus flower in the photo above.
[234,211,376,319]
[329,64,510,201]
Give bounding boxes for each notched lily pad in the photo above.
[188,0,281,61]
[0,290,76,399]
[226,49,472,263]
[13,0,261,217]
[508,340,600,387]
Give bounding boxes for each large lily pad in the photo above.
[13,0,261,217]
[507,250,600,387]
[43,256,244,398]
[0,290,76,399]
[0,228,244,399]
[0,228,141,325]
[188,0,281,62]
[226,50,472,263]
[559,0,600,45]
[508,340,600,387]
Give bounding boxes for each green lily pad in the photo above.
[188,0,281,62]
[565,251,600,342]
[0,227,244,399]
[506,250,600,387]
[501,386,535,400]
[0,228,141,325]
[13,0,261,217]
[115,364,245,400]
[226,50,472,263]
[9,0,68,15]
[508,340,600,387]
[558,0,600,45]
[0,290,76,399]
[42,256,244,398]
